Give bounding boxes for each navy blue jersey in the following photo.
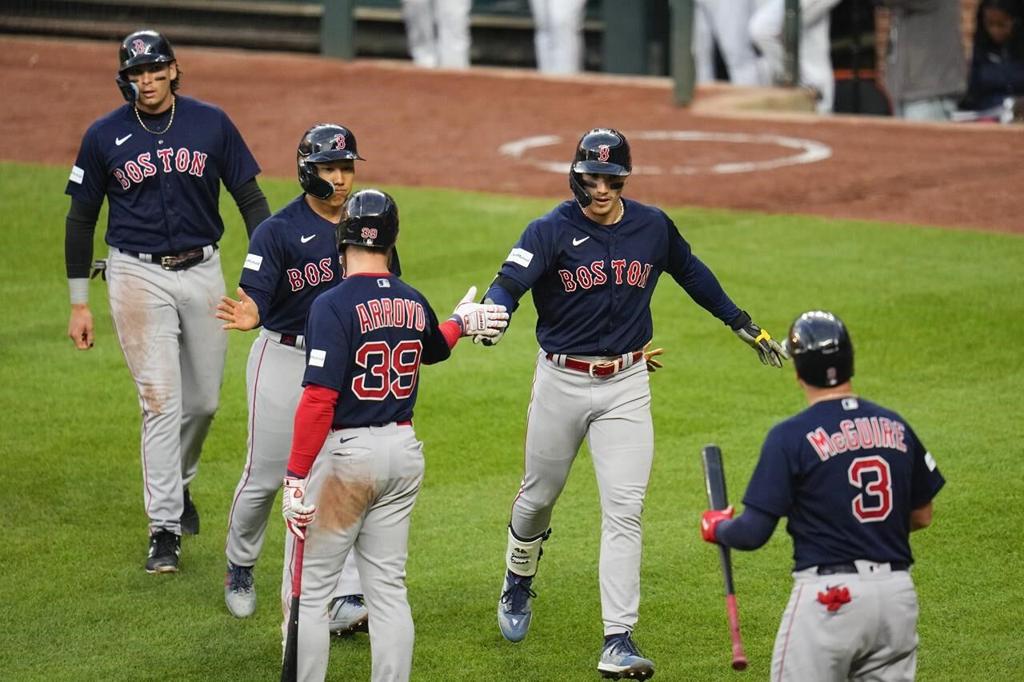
[302,273,451,427]
[240,195,342,335]
[496,199,741,354]
[742,396,945,570]
[65,95,260,253]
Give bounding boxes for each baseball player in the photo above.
[400,0,471,68]
[694,0,763,86]
[701,311,945,681]
[279,189,508,682]
[64,29,270,573]
[749,0,842,112]
[479,128,788,680]
[216,124,394,631]
[529,0,589,74]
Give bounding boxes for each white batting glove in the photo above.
[451,286,509,338]
[282,476,316,540]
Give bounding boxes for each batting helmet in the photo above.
[786,311,854,388]
[118,30,176,74]
[297,124,365,200]
[338,189,399,251]
[569,128,632,208]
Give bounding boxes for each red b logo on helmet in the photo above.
[597,144,611,162]
[333,133,346,150]
[131,39,149,57]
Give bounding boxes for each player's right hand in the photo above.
[282,476,316,540]
[452,286,509,338]
[216,287,260,331]
[68,304,95,350]
[700,505,734,544]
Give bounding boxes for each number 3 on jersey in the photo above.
[351,340,423,400]
[848,456,892,522]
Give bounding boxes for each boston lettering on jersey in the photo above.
[112,147,208,190]
[558,259,654,292]
[286,258,336,292]
[356,297,427,333]
[806,416,908,462]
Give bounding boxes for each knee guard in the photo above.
[506,525,551,577]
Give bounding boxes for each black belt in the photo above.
[120,244,216,271]
[817,561,909,575]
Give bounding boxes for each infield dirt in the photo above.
[2,35,1020,233]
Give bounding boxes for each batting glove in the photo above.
[282,476,316,541]
[642,341,664,372]
[451,286,509,338]
[700,505,734,544]
[730,311,789,368]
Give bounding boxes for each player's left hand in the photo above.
[731,312,788,368]
[282,476,316,540]
[642,341,664,372]
[451,286,509,338]
[217,287,260,331]
[700,505,734,544]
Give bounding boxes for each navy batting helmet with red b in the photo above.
[297,123,365,200]
[569,128,632,207]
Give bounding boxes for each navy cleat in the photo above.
[597,633,655,680]
[145,530,181,574]
[497,570,536,642]
[224,561,256,618]
[329,594,369,635]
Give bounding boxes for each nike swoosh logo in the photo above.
[338,436,357,445]
[115,134,132,146]
[300,234,316,243]
[572,236,590,246]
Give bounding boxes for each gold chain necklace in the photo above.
[134,97,175,135]
[614,199,624,223]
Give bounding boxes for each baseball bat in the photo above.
[280,537,305,682]
[701,444,749,672]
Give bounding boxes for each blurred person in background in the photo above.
[878,0,966,120]
[962,0,1024,112]
[401,0,471,68]
[530,0,588,74]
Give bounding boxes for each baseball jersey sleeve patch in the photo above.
[69,165,84,184]
[924,451,937,471]
[507,247,534,268]
[309,348,327,367]
[243,253,263,271]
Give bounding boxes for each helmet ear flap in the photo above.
[116,74,138,103]
[569,168,592,208]
[299,160,334,200]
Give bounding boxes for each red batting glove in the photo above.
[700,505,734,544]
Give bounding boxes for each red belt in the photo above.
[545,351,644,378]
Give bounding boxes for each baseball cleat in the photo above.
[329,594,369,635]
[180,487,200,535]
[224,562,256,618]
[597,633,655,680]
[145,530,181,574]
[497,570,536,642]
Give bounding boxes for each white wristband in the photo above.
[69,278,89,305]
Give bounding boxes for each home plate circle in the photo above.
[499,131,832,175]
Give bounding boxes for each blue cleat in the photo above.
[597,633,655,680]
[329,594,368,635]
[497,570,536,642]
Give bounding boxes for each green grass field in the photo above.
[2,160,1022,681]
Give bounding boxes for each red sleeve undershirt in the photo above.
[439,318,461,349]
[286,384,339,478]
[286,323,459,478]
